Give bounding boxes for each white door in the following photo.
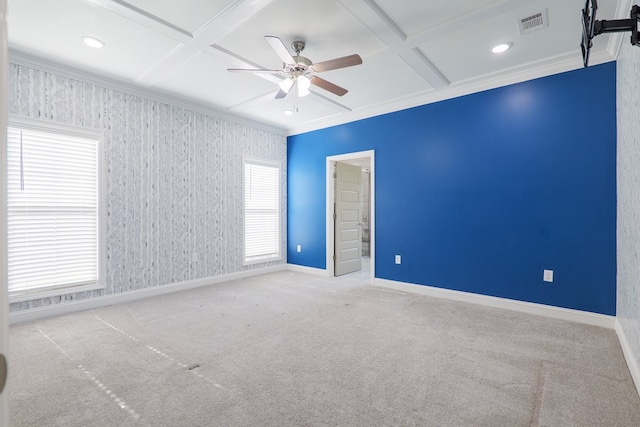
[0,0,9,424]
[334,161,362,276]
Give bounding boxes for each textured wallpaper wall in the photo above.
[617,42,640,375]
[7,63,287,312]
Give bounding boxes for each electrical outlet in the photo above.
[395,255,401,265]
[192,253,199,263]
[297,245,301,253]
[543,269,553,282]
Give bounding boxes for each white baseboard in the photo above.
[287,264,328,276]
[374,278,615,329]
[615,319,640,395]
[9,265,287,324]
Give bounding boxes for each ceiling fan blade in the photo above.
[265,35,296,65]
[310,76,348,96]
[312,54,362,73]
[275,89,289,99]
[275,78,295,99]
[227,68,283,74]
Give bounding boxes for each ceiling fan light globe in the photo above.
[298,86,311,97]
[298,75,311,89]
[297,75,311,97]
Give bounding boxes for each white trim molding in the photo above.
[9,265,286,324]
[615,320,640,395]
[9,284,105,304]
[374,278,616,329]
[242,157,283,266]
[288,49,615,136]
[7,115,107,301]
[326,150,375,284]
[8,50,286,137]
[609,0,634,59]
[0,0,10,423]
[287,264,329,276]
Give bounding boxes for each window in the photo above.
[244,159,280,264]
[7,119,102,299]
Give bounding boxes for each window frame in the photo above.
[243,157,282,266]
[7,116,106,303]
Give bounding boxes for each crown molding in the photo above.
[8,40,617,139]
[609,0,634,59]
[8,49,287,136]
[286,48,615,136]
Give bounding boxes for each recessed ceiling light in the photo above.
[82,36,105,49]
[491,42,512,54]
[284,110,295,116]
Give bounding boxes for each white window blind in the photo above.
[244,160,280,264]
[7,126,98,293]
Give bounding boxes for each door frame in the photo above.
[1,0,10,422]
[325,150,375,283]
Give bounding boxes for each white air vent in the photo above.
[518,9,548,35]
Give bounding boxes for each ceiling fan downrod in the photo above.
[289,40,312,69]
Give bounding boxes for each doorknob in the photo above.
[0,353,6,395]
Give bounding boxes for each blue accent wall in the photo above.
[287,62,617,315]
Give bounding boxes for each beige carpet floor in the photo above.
[8,270,640,426]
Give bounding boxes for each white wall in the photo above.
[7,61,287,313]
[616,39,640,387]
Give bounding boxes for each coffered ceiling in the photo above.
[6,0,627,135]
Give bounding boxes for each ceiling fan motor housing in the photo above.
[284,41,313,76]
[285,58,312,77]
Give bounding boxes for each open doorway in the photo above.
[325,150,375,283]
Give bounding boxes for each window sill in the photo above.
[243,256,282,267]
[9,283,105,304]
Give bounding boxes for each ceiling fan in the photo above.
[228,36,363,99]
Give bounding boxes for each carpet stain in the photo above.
[529,360,547,427]
[37,328,142,421]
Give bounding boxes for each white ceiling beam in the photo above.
[227,90,281,111]
[84,0,193,43]
[337,0,538,89]
[406,0,534,46]
[207,44,283,86]
[404,48,449,86]
[226,84,351,113]
[308,91,352,112]
[336,0,449,88]
[133,0,277,87]
[227,86,350,114]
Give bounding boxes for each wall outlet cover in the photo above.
[395,255,401,264]
[296,245,301,252]
[543,269,553,282]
